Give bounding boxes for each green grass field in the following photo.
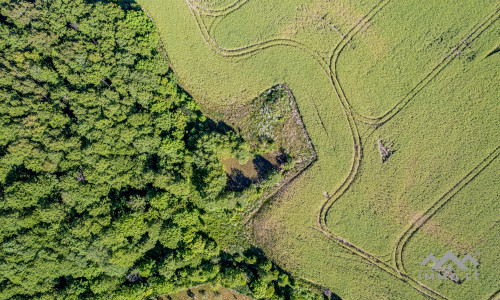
[337,0,499,117]
[137,0,499,298]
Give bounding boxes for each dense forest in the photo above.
[0,0,326,299]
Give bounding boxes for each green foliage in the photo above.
[137,0,499,299]
[0,0,326,299]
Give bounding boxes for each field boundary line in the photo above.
[393,146,500,274]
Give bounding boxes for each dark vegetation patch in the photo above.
[216,84,316,215]
[0,1,325,299]
[155,247,339,300]
[377,139,393,162]
[225,152,286,192]
[486,44,500,57]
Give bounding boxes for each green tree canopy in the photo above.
[0,0,330,299]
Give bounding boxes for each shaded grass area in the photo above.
[224,153,284,192]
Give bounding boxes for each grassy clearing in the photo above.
[337,0,499,117]
[137,0,499,298]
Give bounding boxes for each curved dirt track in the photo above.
[181,0,499,298]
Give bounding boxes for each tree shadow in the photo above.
[252,155,275,181]
[226,168,252,192]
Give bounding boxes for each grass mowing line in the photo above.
[331,7,500,126]
[393,146,500,275]
[189,0,249,17]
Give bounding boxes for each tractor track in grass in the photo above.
[393,147,500,274]
[193,0,499,129]
[317,0,448,298]
[341,8,500,126]
[182,0,497,298]
[188,0,446,297]
[187,0,437,298]
[320,6,499,298]
[186,0,330,74]
[188,0,249,17]
[487,289,500,300]
[186,0,332,139]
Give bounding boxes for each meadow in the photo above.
[136,0,500,298]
